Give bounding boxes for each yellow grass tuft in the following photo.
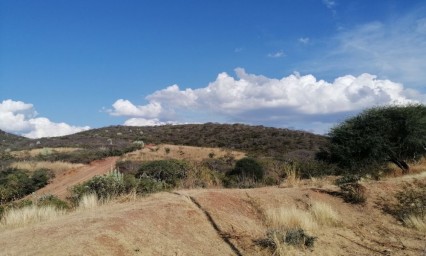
[266,207,317,232]
[403,215,426,233]
[10,161,85,173]
[310,201,341,227]
[78,194,100,210]
[0,205,66,228]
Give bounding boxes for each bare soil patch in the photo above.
[32,157,118,199]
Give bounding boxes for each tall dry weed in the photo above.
[10,161,85,173]
[77,194,99,210]
[0,205,66,228]
[266,207,317,232]
[279,164,301,188]
[403,215,426,233]
[310,202,341,227]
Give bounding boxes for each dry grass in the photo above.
[386,157,426,177]
[10,147,81,158]
[403,215,426,233]
[122,144,245,162]
[10,161,85,173]
[266,207,318,232]
[0,205,66,228]
[278,164,301,188]
[310,201,341,227]
[77,194,99,210]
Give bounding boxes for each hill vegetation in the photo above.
[1,123,327,158]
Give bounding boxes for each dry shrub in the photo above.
[10,161,85,173]
[182,163,223,188]
[279,164,301,188]
[266,207,317,232]
[122,144,245,162]
[0,205,65,228]
[77,194,99,210]
[403,215,426,233]
[310,201,341,227]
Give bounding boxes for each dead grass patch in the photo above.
[0,205,66,228]
[77,194,100,211]
[10,161,85,173]
[122,144,245,162]
[10,147,81,158]
[403,215,426,233]
[310,201,341,227]
[278,164,301,188]
[266,207,318,232]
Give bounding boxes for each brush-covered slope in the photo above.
[17,123,326,158]
[1,177,425,256]
[0,130,31,151]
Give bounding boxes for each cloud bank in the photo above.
[0,99,90,138]
[109,68,425,134]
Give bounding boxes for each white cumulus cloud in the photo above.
[0,99,90,138]
[109,69,425,133]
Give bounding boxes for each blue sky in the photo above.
[1,0,426,138]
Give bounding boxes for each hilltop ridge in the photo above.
[1,123,327,157]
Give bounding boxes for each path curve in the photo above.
[34,157,118,199]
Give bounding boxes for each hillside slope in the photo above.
[0,130,30,151]
[1,176,425,256]
[8,123,327,158]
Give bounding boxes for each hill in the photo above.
[0,130,31,151]
[5,123,327,158]
[1,174,425,255]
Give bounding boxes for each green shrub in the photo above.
[69,170,126,204]
[0,168,53,204]
[228,157,264,181]
[31,169,54,190]
[136,159,188,187]
[136,175,166,194]
[37,194,70,210]
[318,104,426,175]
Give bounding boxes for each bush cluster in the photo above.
[0,168,54,204]
[136,159,189,187]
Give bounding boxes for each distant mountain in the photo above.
[0,130,31,151]
[16,123,327,158]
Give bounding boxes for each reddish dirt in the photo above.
[33,157,118,199]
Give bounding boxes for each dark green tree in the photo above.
[318,104,426,174]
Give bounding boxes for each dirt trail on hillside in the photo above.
[33,157,118,199]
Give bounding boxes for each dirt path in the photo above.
[34,157,118,199]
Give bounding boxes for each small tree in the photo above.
[318,104,426,174]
